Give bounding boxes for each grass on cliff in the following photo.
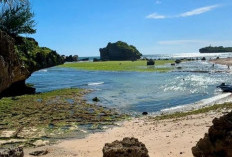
[154,102,232,120]
[59,60,175,72]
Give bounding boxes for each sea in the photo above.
[27,53,232,115]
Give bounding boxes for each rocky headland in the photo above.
[0,30,64,97]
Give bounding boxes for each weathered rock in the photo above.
[142,112,148,116]
[0,147,24,157]
[147,60,155,66]
[0,31,64,97]
[192,111,232,157]
[0,31,30,95]
[29,150,48,156]
[103,137,149,157]
[175,59,181,64]
[92,97,100,102]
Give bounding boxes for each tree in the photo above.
[0,2,36,36]
[0,0,24,4]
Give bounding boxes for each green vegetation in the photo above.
[200,46,232,53]
[154,102,232,120]
[100,41,142,61]
[15,37,64,72]
[0,88,127,147]
[60,60,175,72]
[0,2,36,37]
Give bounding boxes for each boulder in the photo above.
[0,147,24,157]
[92,97,100,102]
[175,59,181,64]
[192,111,232,157]
[147,60,155,66]
[142,112,148,116]
[201,57,206,61]
[103,137,149,157]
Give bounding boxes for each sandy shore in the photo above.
[211,57,232,66]
[24,110,226,157]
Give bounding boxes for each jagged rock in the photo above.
[0,147,24,157]
[103,137,149,157]
[192,111,232,157]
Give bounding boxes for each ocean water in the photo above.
[27,53,232,114]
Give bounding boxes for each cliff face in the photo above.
[0,30,64,97]
[0,30,30,94]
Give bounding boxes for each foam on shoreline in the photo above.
[161,93,232,114]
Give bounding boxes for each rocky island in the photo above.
[100,41,142,61]
[200,46,232,53]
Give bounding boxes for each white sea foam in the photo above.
[161,93,232,113]
[88,82,104,86]
[39,69,48,72]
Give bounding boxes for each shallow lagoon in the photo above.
[27,60,232,114]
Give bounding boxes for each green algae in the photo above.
[59,60,175,72]
[0,88,128,148]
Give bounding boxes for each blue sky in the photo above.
[30,0,232,56]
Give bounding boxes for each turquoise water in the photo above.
[27,58,232,114]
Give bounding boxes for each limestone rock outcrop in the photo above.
[192,111,232,157]
[100,41,142,61]
[0,30,30,95]
[103,137,149,157]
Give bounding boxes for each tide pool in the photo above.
[27,60,232,114]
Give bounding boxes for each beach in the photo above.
[211,57,232,66]
[24,94,232,157]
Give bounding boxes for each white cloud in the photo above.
[180,5,219,17]
[146,13,166,19]
[146,4,220,19]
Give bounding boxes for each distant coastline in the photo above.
[200,46,232,53]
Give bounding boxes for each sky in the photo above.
[30,0,232,57]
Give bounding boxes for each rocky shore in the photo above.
[0,88,127,150]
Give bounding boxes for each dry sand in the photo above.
[211,57,232,66]
[24,111,225,157]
